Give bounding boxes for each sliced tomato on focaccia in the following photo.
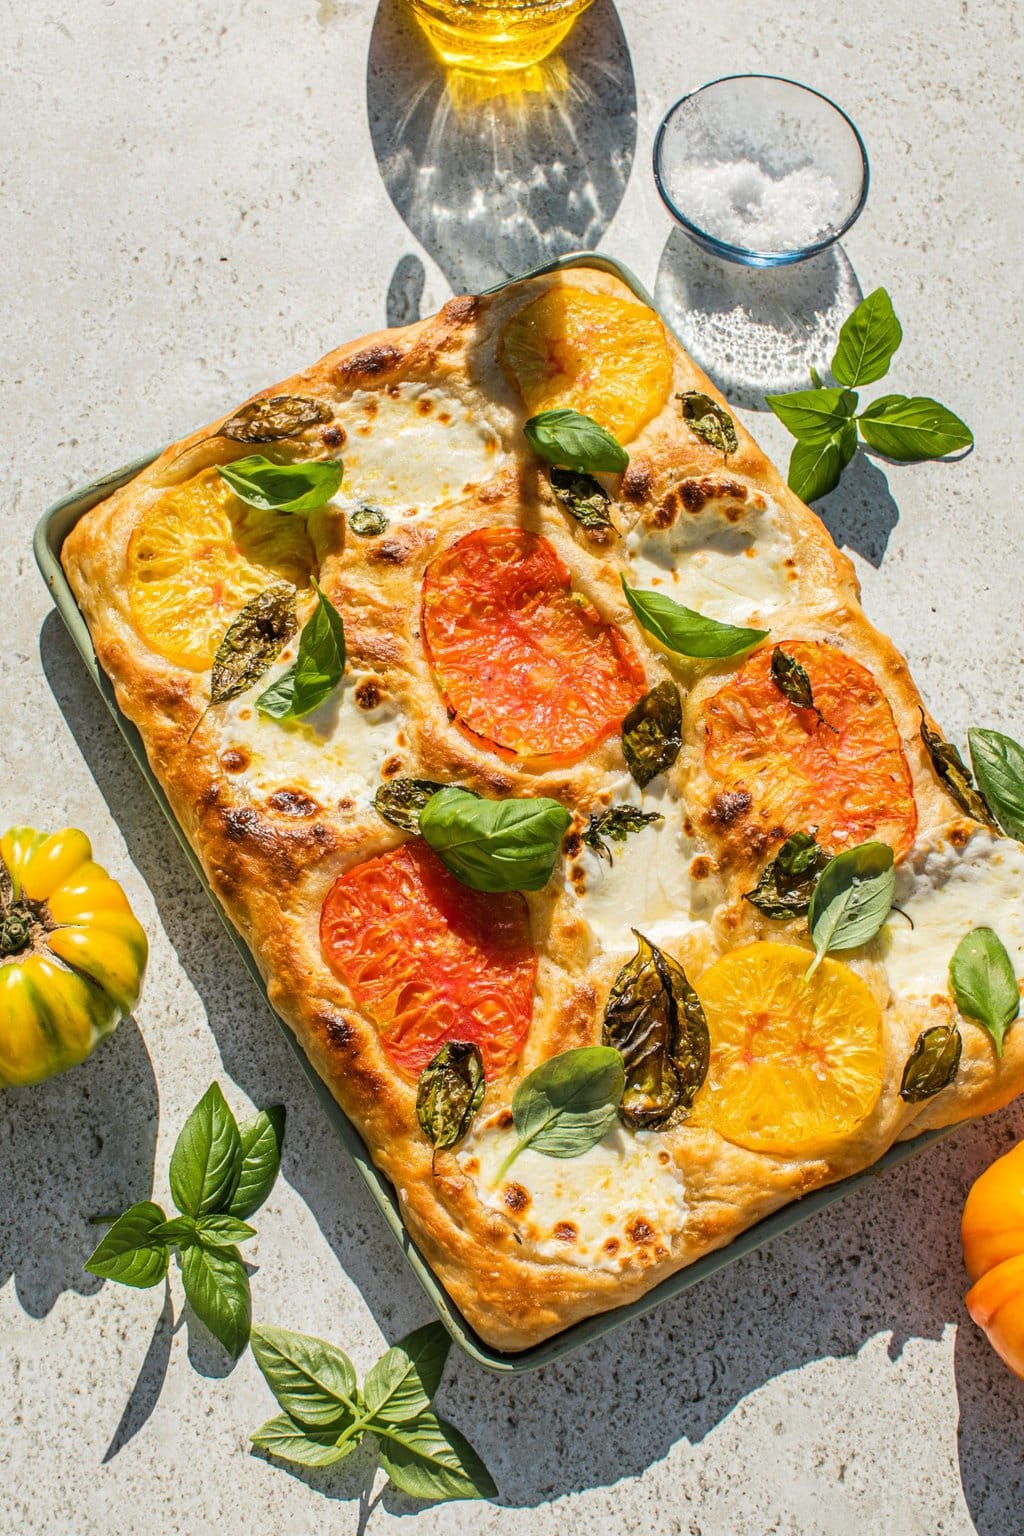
[421,527,647,764]
[701,639,918,861]
[320,839,536,1080]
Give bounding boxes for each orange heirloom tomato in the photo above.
[962,1142,1024,1379]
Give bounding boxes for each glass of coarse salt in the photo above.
[653,74,869,266]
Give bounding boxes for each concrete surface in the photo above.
[3,1,1023,1532]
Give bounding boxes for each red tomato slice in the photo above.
[420,527,646,764]
[320,840,536,1080]
[701,640,918,860]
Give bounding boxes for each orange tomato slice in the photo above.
[319,840,536,1080]
[421,527,646,764]
[701,640,917,860]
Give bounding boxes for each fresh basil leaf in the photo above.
[168,1082,243,1219]
[219,395,333,444]
[621,577,767,659]
[744,830,830,919]
[604,930,709,1129]
[582,805,663,862]
[968,728,1024,841]
[250,1324,358,1426]
[194,1214,257,1247]
[374,777,451,834]
[256,578,345,720]
[787,420,858,503]
[806,841,896,978]
[858,395,973,461]
[921,715,997,828]
[364,1322,451,1425]
[228,1105,286,1219]
[419,787,570,894]
[349,505,388,537]
[950,927,1020,1058]
[677,391,738,456]
[84,1201,170,1289]
[416,1042,485,1158]
[524,408,628,474]
[765,387,858,444]
[377,1410,497,1502]
[209,585,297,707]
[830,289,903,388]
[496,1047,624,1181]
[218,455,343,513]
[621,680,682,789]
[899,1025,962,1103]
[179,1243,251,1358]
[149,1216,198,1246]
[251,1412,357,1468]
[549,467,615,532]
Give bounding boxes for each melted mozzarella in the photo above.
[463,1121,687,1271]
[626,496,797,625]
[336,385,503,513]
[880,829,1024,1000]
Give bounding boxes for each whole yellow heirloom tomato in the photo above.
[962,1141,1024,1380]
[0,826,148,1086]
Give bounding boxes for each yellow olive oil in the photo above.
[406,0,594,73]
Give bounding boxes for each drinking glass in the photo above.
[405,0,596,73]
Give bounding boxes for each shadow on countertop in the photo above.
[36,609,1024,1526]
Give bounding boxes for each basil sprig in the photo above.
[805,841,896,979]
[419,787,570,893]
[582,805,663,862]
[218,454,343,512]
[524,408,629,474]
[85,1083,285,1358]
[621,577,768,659]
[493,1046,625,1182]
[969,728,1024,840]
[251,1322,496,1502]
[257,578,345,720]
[950,927,1020,1058]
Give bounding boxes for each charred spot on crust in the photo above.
[949,822,974,849]
[354,678,384,710]
[689,854,714,880]
[679,476,748,514]
[220,748,249,774]
[657,1150,671,1165]
[320,423,346,449]
[321,1012,355,1049]
[336,344,402,383]
[564,831,584,859]
[441,294,479,326]
[603,1237,620,1255]
[369,539,410,566]
[552,1222,578,1243]
[267,789,320,818]
[494,1109,514,1130]
[622,463,653,504]
[381,754,404,779]
[503,1183,530,1213]
[708,790,753,827]
[337,796,356,814]
[416,397,434,415]
[626,1217,655,1245]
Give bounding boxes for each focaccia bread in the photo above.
[62,266,1024,1351]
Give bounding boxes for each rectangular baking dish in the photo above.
[34,251,948,1373]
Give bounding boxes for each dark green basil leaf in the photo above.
[968,728,1024,841]
[194,1214,257,1247]
[603,930,709,1129]
[582,805,663,862]
[921,714,997,828]
[622,680,682,789]
[84,1201,170,1289]
[250,1324,358,1425]
[524,408,629,474]
[622,577,768,659]
[416,1042,485,1158]
[419,788,570,893]
[858,395,973,461]
[806,841,895,978]
[549,467,615,533]
[209,584,297,707]
[770,646,832,729]
[363,1322,450,1425]
[495,1047,625,1180]
[251,1413,357,1468]
[228,1105,286,1220]
[765,387,858,445]
[787,420,858,502]
[349,505,388,537]
[256,578,345,720]
[219,395,333,443]
[168,1082,243,1219]
[830,288,903,388]
[950,927,1020,1058]
[179,1243,251,1358]
[743,830,830,919]
[376,1410,498,1502]
[375,777,451,834]
[677,391,739,456]
[899,1025,962,1103]
[217,455,343,513]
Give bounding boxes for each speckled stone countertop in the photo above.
[3,2,1022,1532]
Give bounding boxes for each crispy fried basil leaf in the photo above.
[677,391,738,456]
[524,408,629,474]
[899,1025,962,1103]
[968,728,1024,841]
[549,467,614,533]
[622,680,682,789]
[217,455,343,513]
[806,841,895,978]
[349,505,389,537]
[582,805,663,862]
[950,927,1020,1058]
[416,1042,485,1158]
[219,395,333,443]
[771,646,832,730]
[374,777,451,834]
[743,830,830,919]
[210,584,297,706]
[920,714,997,828]
[603,930,710,1130]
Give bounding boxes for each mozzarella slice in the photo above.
[880,829,1024,1001]
[336,385,503,513]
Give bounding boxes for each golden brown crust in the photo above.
[62,267,1024,1352]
